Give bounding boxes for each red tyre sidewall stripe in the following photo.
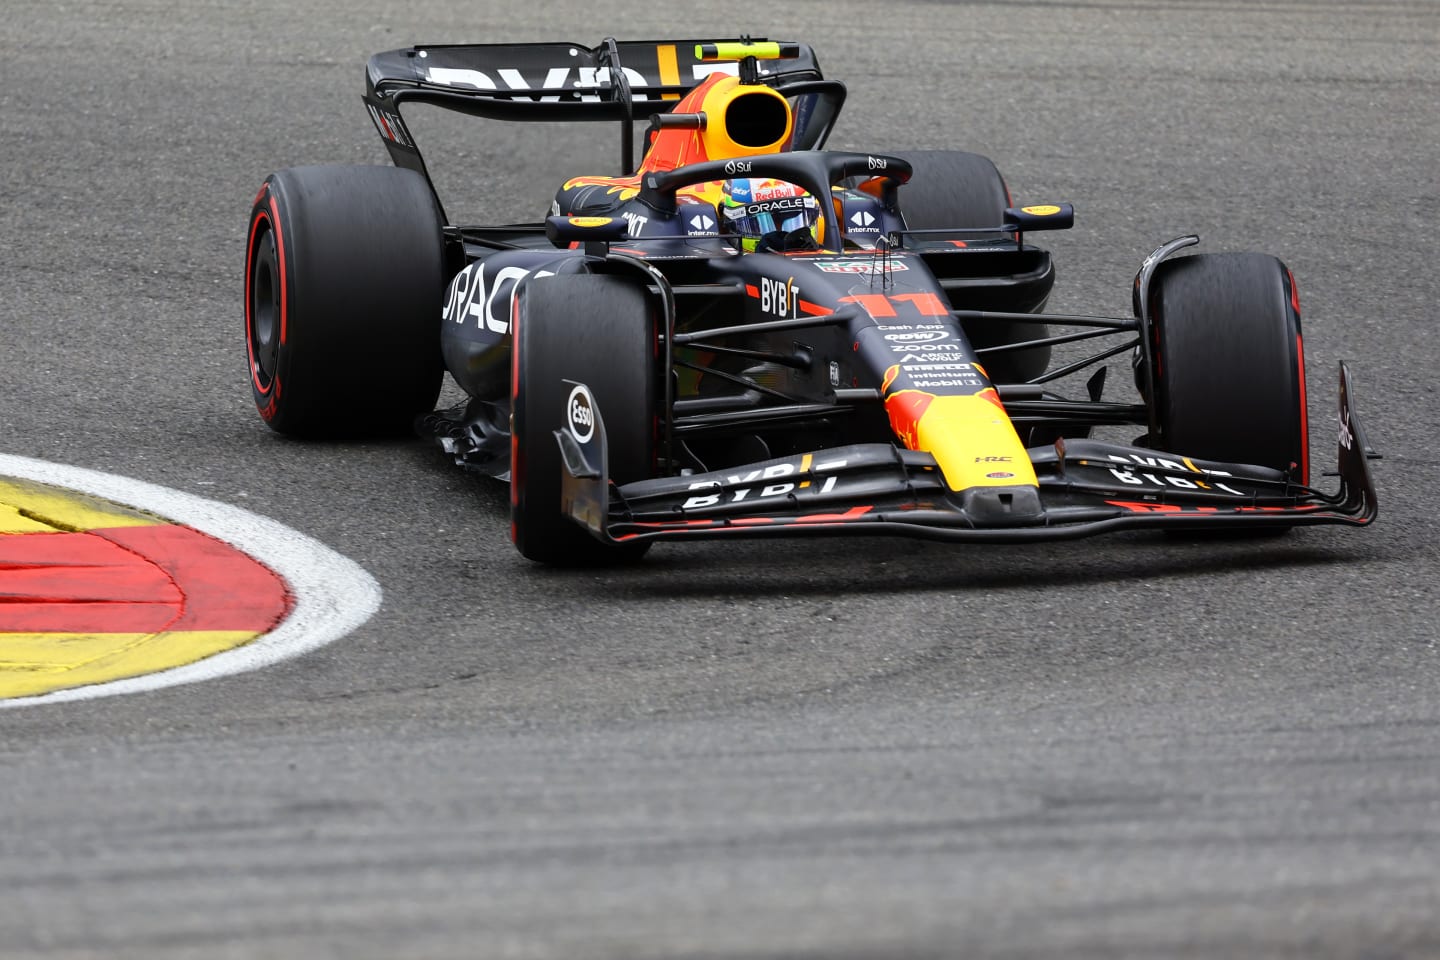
[650,297,661,475]
[509,291,524,543]
[1285,268,1309,486]
[267,193,288,347]
[244,204,270,396]
[1296,331,1309,486]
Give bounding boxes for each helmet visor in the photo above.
[721,180,820,242]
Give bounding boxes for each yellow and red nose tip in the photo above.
[883,389,1037,491]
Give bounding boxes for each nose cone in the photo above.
[953,485,1046,526]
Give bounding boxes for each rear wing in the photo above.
[363,38,843,211]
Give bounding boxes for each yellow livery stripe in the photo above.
[656,44,681,100]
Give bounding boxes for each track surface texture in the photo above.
[3,1,1438,958]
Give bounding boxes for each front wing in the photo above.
[556,363,1377,544]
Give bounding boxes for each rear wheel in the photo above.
[245,164,444,438]
[510,274,656,565]
[899,149,1050,383]
[899,149,1011,238]
[1148,252,1308,479]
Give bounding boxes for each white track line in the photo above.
[0,454,382,708]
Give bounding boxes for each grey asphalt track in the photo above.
[3,1,1439,957]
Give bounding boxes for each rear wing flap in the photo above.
[364,38,837,201]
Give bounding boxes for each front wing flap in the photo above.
[557,363,1377,544]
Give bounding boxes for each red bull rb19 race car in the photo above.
[244,38,1378,564]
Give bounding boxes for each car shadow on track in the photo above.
[531,535,1367,600]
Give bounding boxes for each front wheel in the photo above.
[245,164,444,438]
[1147,252,1309,481]
[510,274,657,565]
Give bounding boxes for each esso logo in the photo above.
[867,156,887,170]
[724,159,753,175]
[567,384,595,444]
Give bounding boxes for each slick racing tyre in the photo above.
[510,274,656,566]
[898,149,1012,239]
[245,164,444,437]
[1147,252,1309,483]
[899,150,1050,383]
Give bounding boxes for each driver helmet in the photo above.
[719,178,823,252]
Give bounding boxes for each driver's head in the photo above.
[719,178,822,252]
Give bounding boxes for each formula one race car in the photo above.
[244,38,1378,564]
